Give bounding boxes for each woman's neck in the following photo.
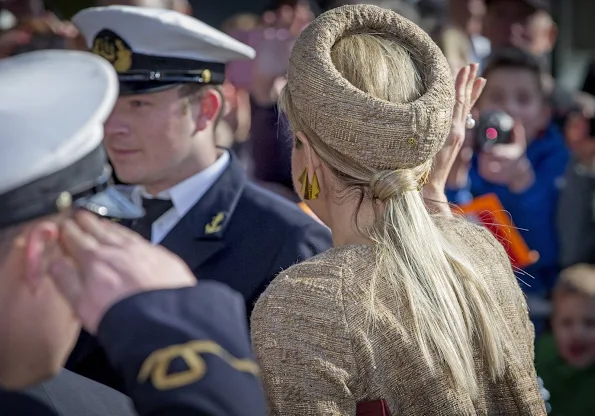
[324,196,376,247]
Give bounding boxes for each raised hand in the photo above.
[423,63,486,212]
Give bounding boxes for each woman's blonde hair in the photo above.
[280,33,510,399]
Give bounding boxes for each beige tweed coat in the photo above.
[251,217,546,415]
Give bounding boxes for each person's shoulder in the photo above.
[436,214,512,268]
[435,214,492,238]
[287,244,373,278]
[251,246,370,339]
[535,123,570,157]
[240,181,329,229]
[254,245,373,305]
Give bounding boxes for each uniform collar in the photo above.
[132,150,230,218]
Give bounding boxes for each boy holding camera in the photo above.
[446,47,569,302]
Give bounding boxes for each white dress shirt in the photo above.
[131,151,230,244]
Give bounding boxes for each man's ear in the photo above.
[23,220,59,293]
[192,89,223,132]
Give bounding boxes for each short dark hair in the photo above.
[178,84,225,128]
[482,47,548,98]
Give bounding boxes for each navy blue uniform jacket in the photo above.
[155,152,332,313]
[3,282,266,415]
[68,152,332,392]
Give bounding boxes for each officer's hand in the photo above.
[49,211,196,334]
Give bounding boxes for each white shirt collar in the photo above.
[132,150,230,218]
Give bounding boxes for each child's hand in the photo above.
[478,120,535,192]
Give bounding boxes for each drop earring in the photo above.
[298,168,320,200]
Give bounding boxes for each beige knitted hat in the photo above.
[286,4,455,170]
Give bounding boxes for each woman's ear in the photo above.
[295,132,321,177]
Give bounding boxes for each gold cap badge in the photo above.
[92,31,132,73]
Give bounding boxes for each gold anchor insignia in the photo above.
[137,340,260,391]
[92,36,132,73]
[202,69,211,83]
[204,212,225,235]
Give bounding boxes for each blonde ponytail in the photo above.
[367,164,509,398]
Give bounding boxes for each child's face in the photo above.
[552,293,595,369]
[477,67,551,141]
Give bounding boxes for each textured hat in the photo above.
[286,4,454,170]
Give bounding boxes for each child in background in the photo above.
[446,47,569,303]
[535,264,595,415]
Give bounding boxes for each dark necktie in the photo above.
[131,198,173,241]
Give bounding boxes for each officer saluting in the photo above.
[69,5,332,390]
[0,49,265,416]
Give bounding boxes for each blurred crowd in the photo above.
[2,0,595,414]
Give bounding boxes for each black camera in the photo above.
[475,110,514,150]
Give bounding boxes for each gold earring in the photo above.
[298,169,308,198]
[298,168,320,200]
[309,172,320,200]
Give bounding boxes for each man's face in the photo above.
[103,86,207,191]
[0,221,80,389]
[483,1,554,55]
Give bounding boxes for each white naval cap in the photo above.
[0,50,143,228]
[72,6,256,94]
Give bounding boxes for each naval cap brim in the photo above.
[0,144,144,228]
